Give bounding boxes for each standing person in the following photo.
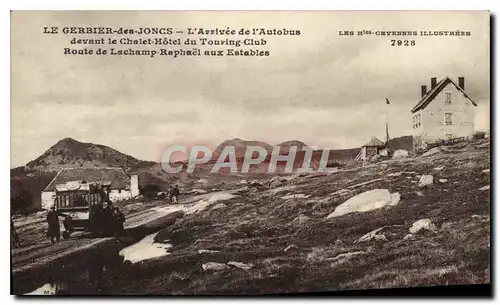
[171,185,180,204]
[167,186,173,204]
[46,206,65,243]
[112,206,125,235]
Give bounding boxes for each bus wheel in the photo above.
[62,231,71,239]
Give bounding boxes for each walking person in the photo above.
[171,185,180,204]
[46,206,66,243]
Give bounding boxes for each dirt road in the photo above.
[11,191,232,275]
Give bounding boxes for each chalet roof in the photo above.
[411,76,478,113]
[363,137,385,147]
[44,167,130,191]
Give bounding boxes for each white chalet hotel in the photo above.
[411,76,477,150]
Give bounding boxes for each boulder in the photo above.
[281,194,310,200]
[375,234,388,241]
[269,176,284,188]
[433,166,445,171]
[409,219,436,234]
[403,234,415,240]
[202,262,229,271]
[356,227,388,243]
[392,149,409,159]
[439,179,448,183]
[386,172,403,177]
[248,180,262,187]
[326,189,401,219]
[418,175,434,187]
[227,261,254,270]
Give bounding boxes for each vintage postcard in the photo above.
[10,11,490,296]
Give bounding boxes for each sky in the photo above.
[11,11,490,167]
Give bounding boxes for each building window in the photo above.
[413,114,421,129]
[446,134,453,140]
[445,92,451,104]
[445,113,452,125]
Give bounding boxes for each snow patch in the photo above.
[185,192,238,215]
[25,283,59,295]
[392,150,409,159]
[326,189,400,218]
[191,189,207,194]
[478,185,490,191]
[119,232,172,264]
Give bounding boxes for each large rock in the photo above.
[356,227,388,243]
[418,175,434,187]
[326,189,401,218]
[409,218,436,234]
[392,149,409,159]
[227,261,254,270]
[269,176,284,188]
[202,262,230,271]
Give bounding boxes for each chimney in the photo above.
[458,77,465,90]
[130,173,139,197]
[421,85,427,97]
[430,77,437,89]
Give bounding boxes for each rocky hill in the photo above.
[211,138,273,162]
[25,137,154,173]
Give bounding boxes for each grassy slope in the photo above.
[85,140,492,294]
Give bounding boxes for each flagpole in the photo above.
[385,98,390,147]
